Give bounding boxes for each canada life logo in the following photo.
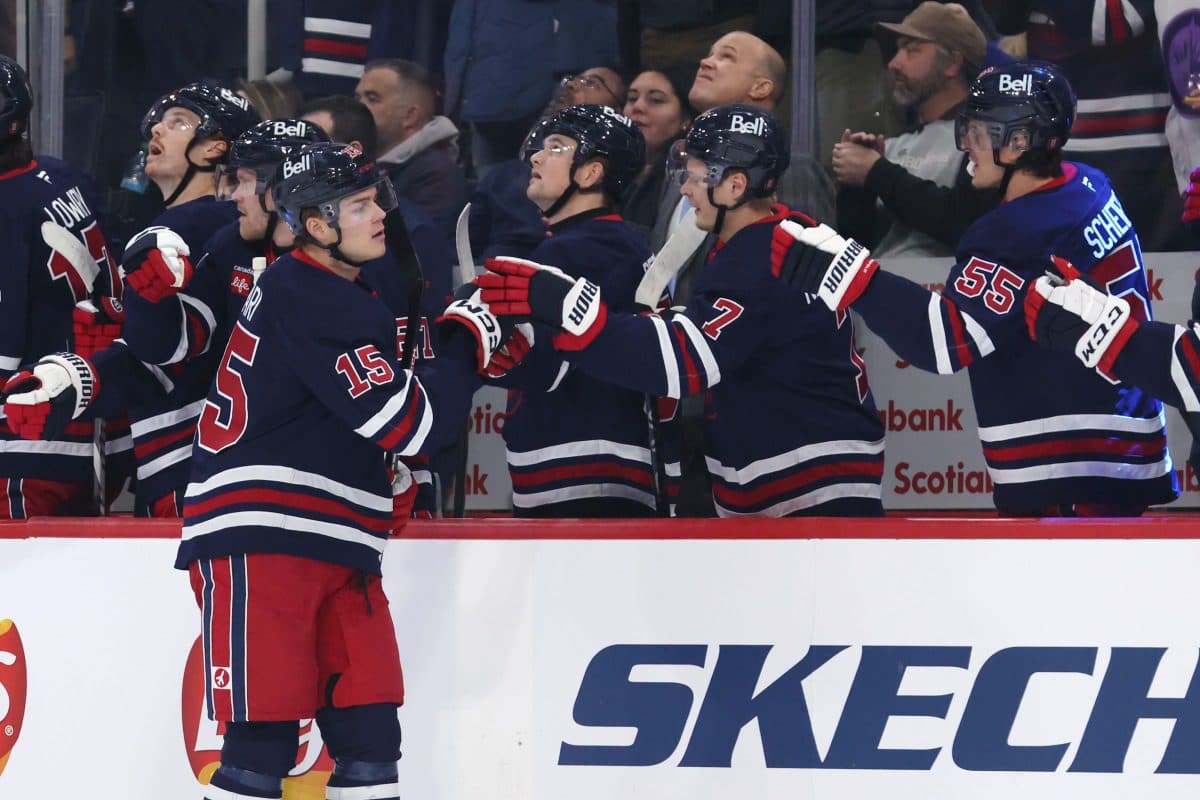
[181,636,333,799]
[0,619,26,780]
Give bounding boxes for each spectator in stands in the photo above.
[543,66,628,118]
[356,58,467,237]
[993,0,1186,250]
[621,66,695,234]
[444,0,620,177]
[835,2,999,257]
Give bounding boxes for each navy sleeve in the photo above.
[0,213,32,377]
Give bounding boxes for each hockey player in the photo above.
[126,117,439,524]
[94,83,258,516]
[495,104,657,517]
[479,105,887,517]
[771,62,1178,515]
[183,143,508,800]
[0,55,124,517]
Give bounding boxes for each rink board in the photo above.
[0,517,1199,799]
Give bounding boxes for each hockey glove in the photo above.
[72,297,125,360]
[122,226,194,302]
[1,353,99,440]
[1184,166,1200,227]
[485,323,534,379]
[477,256,607,351]
[771,220,879,313]
[1024,255,1137,380]
[437,285,506,375]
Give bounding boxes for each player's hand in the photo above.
[388,460,419,534]
[477,256,607,351]
[1024,255,1136,379]
[1,353,98,440]
[485,323,534,379]
[72,297,124,359]
[437,285,506,375]
[1183,166,1200,226]
[770,219,879,313]
[121,225,194,302]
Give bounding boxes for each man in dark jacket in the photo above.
[356,59,467,239]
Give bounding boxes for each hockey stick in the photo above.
[42,221,107,514]
[633,208,707,515]
[634,208,706,309]
[454,203,477,288]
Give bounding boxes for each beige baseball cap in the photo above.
[877,2,987,72]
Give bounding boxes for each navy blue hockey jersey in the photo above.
[178,249,481,573]
[570,205,886,517]
[0,156,121,486]
[853,162,1178,512]
[103,196,238,514]
[495,210,656,514]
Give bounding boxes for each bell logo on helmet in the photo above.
[282,154,312,180]
[730,114,767,136]
[218,87,251,110]
[998,74,1034,95]
[271,120,306,138]
[599,106,635,128]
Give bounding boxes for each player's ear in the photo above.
[576,159,605,190]
[202,137,229,164]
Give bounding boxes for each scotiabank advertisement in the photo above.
[1,524,1199,799]
[463,253,1200,511]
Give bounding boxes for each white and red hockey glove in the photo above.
[121,225,194,302]
[72,297,125,359]
[485,323,534,379]
[477,256,607,351]
[1,353,99,440]
[1024,255,1137,380]
[437,286,505,375]
[771,219,879,313]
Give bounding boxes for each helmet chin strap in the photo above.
[306,222,370,268]
[162,141,216,207]
[706,184,755,240]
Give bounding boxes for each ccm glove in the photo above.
[437,285,505,375]
[485,323,534,379]
[72,297,125,359]
[2,353,99,440]
[122,225,194,302]
[1024,255,1137,379]
[477,257,607,351]
[771,220,879,313]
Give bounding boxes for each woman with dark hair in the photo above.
[621,66,695,233]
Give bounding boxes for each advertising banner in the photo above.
[1,521,1198,798]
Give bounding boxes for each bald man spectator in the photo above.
[356,58,467,236]
[834,2,1002,257]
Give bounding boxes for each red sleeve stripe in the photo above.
[671,324,703,397]
[942,299,974,370]
[377,380,431,453]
